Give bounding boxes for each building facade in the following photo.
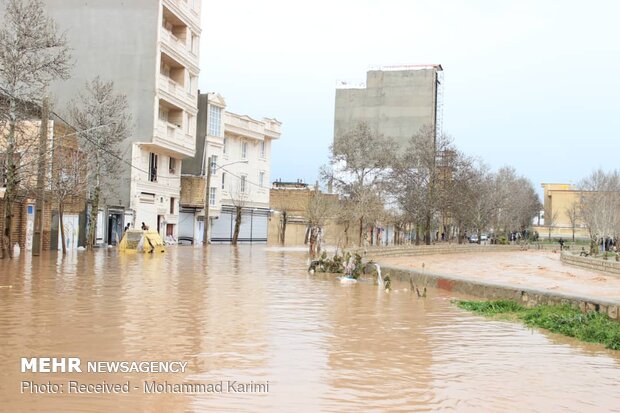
[334,65,443,149]
[531,183,589,240]
[39,0,201,245]
[180,93,281,243]
[1,117,86,252]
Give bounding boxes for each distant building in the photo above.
[334,65,443,149]
[532,183,589,240]
[268,182,340,246]
[35,0,202,245]
[180,92,281,243]
[0,113,86,251]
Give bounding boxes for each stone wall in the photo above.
[561,252,620,276]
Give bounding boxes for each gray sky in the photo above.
[199,0,620,194]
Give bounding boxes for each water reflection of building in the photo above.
[180,93,281,244]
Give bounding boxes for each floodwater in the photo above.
[0,246,619,413]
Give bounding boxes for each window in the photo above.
[190,33,198,54]
[149,153,158,182]
[158,107,168,122]
[209,187,217,206]
[221,172,226,190]
[170,197,175,214]
[241,141,248,159]
[223,137,227,154]
[169,157,176,174]
[186,114,194,134]
[240,176,247,193]
[259,141,265,158]
[259,171,265,188]
[208,105,222,137]
[210,155,218,175]
[189,76,196,95]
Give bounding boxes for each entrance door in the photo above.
[107,213,123,245]
[58,214,80,251]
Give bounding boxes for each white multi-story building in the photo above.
[40,0,201,245]
[180,92,281,243]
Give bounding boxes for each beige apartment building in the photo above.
[532,183,589,240]
[39,0,201,245]
[180,93,281,243]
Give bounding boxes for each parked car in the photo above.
[469,235,479,243]
[480,234,488,242]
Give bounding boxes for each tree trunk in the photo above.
[232,206,242,245]
[572,227,575,243]
[309,227,317,258]
[87,184,100,250]
[60,203,66,255]
[425,213,432,245]
[358,217,364,247]
[2,101,17,259]
[280,211,287,245]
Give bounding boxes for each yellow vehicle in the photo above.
[119,229,165,253]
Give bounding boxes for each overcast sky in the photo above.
[199,0,620,194]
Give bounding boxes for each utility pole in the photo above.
[202,156,212,246]
[32,97,49,256]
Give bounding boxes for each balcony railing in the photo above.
[154,121,195,157]
[160,31,198,74]
[164,0,200,25]
[159,74,197,110]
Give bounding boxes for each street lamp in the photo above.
[203,158,248,246]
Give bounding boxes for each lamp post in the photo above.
[203,158,248,246]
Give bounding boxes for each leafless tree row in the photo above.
[324,121,541,246]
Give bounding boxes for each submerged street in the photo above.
[1,246,619,412]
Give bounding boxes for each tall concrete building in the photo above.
[180,92,281,244]
[334,65,443,149]
[38,0,201,245]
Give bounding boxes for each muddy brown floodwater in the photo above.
[1,246,619,412]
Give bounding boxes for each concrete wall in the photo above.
[334,68,439,149]
[382,263,619,320]
[41,0,160,208]
[561,252,620,276]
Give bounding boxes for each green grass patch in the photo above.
[456,300,620,350]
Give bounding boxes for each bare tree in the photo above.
[545,209,559,240]
[0,0,71,258]
[229,182,249,245]
[579,169,620,251]
[306,190,336,257]
[69,77,131,250]
[321,121,396,246]
[565,201,580,243]
[491,167,540,237]
[390,126,457,245]
[49,141,88,254]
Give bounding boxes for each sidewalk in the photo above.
[379,251,620,303]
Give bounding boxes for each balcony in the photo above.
[148,120,195,158]
[158,73,196,112]
[162,0,201,29]
[160,29,198,74]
